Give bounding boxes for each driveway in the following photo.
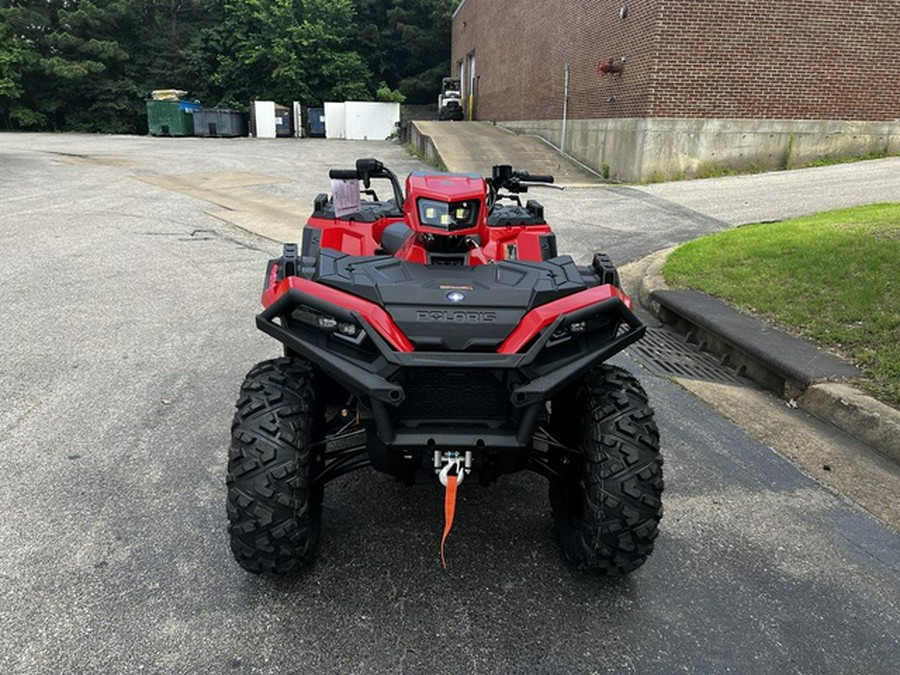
[0,134,897,673]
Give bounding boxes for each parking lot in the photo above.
[1,134,898,673]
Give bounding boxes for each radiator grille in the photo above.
[399,370,509,420]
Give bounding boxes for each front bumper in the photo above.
[257,279,645,451]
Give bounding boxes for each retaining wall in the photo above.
[501,118,900,182]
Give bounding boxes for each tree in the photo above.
[376,81,405,103]
[1,0,147,132]
[349,0,456,104]
[0,6,35,128]
[134,1,217,104]
[193,0,370,108]
[0,0,455,132]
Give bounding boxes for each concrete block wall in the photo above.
[502,118,900,182]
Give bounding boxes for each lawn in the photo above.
[663,203,900,407]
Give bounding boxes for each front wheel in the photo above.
[227,357,322,575]
[548,365,663,575]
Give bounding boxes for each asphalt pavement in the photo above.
[1,134,898,673]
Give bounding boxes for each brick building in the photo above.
[451,0,900,181]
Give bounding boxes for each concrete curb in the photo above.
[638,247,900,464]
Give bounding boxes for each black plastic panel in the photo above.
[487,204,546,227]
[312,199,402,222]
[313,250,600,350]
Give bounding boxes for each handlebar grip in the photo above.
[328,169,359,180]
[521,173,554,183]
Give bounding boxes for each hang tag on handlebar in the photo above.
[332,179,361,217]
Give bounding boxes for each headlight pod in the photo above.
[552,321,587,338]
[547,318,607,347]
[417,198,479,231]
[291,306,365,344]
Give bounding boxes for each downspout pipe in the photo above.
[561,63,569,155]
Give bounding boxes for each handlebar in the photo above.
[518,172,554,184]
[327,161,556,213]
[327,158,404,206]
[328,169,360,180]
[490,165,555,187]
[487,165,558,207]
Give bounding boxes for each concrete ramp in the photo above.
[411,121,602,184]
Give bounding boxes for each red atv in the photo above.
[228,159,663,576]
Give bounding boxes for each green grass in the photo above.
[663,204,900,407]
[795,149,898,169]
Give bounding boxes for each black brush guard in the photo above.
[257,286,645,463]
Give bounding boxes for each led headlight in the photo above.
[292,306,336,330]
[291,306,365,344]
[417,198,479,231]
[337,322,358,336]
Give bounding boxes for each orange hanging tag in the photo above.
[441,473,458,569]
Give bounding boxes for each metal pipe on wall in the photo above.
[561,64,570,154]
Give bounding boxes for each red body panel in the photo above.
[399,173,554,265]
[498,285,632,354]
[262,275,415,352]
[404,173,485,237]
[276,169,634,354]
[394,225,555,265]
[479,225,553,262]
[302,173,555,265]
[303,214,403,257]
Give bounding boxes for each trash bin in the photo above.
[192,108,248,137]
[146,99,200,136]
[307,108,325,137]
[274,105,293,137]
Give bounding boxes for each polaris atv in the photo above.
[228,159,663,576]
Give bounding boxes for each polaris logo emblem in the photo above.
[416,310,497,323]
[446,291,466,303]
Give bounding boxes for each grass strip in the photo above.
[663,204,900,406]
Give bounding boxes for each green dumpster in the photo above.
[146,99,201,137]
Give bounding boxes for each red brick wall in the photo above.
[451,0,900,121]
[452,0,650,121]
[450,0,477,100]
